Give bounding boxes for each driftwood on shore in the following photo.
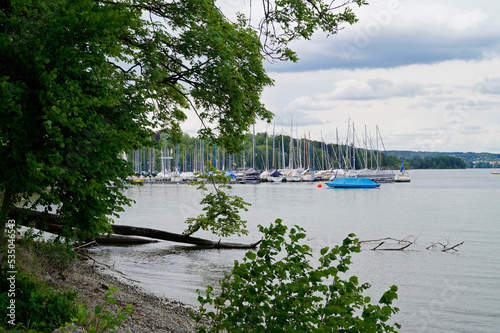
[8,207,261,249]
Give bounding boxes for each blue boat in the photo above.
[325,178,380,188]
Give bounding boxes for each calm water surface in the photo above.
[91,169,500,332]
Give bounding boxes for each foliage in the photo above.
[0,0,155,238]
[65,285,134,333]
[184,163,251,237]
[17,230,77,275]
[403,156,467,169]
[472,161,500,168]
[0,270,79,332]
[388,151,500,168]
[0,232,78,331]
[256,0,367,61]
[193,219,400,332]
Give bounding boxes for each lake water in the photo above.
[90,169,500,332]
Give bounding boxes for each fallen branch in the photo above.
[9,207,261,249]
[73,241,97,250]
[359,237,415,251]
[360,236,463,252]
[442,241,464,252]
[426,238,464,252]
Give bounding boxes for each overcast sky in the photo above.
[245,0,500,153]
[182,0,500,153]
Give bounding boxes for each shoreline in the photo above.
[55,256,199,332]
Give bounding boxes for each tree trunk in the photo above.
[9,207,261,249]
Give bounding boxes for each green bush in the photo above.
[66,284,134,333]
[193,219,401,332]
[0,270,79,332]
[14,229,77,280]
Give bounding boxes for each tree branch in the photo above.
[9,207,260,249]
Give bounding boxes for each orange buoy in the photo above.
[317,183,322,188]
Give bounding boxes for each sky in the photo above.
[261,0,500,153]
[187,0,500,153]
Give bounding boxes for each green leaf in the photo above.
[245,251,257,260]
[105,297,117,304]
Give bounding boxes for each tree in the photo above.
[1,0,366,238]
[404,156,466,169]
[193,220,400,332]
[1,0,155,238]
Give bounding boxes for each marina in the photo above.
[126,124,409,185]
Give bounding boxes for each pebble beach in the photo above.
[54,257,199,333]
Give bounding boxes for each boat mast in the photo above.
[289,116,293,170]
[272,123,276,169]
[364,125,368,169]
[265,127,269,171]
[281,120,285,169]
[252,124,256,169]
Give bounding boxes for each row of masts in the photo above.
[127,121,392,175]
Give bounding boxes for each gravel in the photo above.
[53,256,201,333]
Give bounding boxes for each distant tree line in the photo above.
[471,161,500,168]
[388,150,500,168]
[403,156,466,169]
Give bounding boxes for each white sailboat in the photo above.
[170,168,182,182]
[268,169,284,182]
[285,168,302,182]
[394,160,411,182]
[301,168,316,182]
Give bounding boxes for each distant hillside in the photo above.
[386,151,500,168]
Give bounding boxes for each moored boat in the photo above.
[238,168,260,184]
[325,178,380,188]
[301,168,316,182]
[268,169,283,183]
[355,168,395,183]
[285,168,302,182]
[394,171,411,182]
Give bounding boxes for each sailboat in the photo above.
[349,125,395,182]
[260,129,271,182]
[284,129,302,182]
[325,132,379,188]
[268,169,284,182]
[491,161,500,174]
[170,145,182,182]
[243,125,261,184]
[394,159,411,182]
[242,167,260,184]
[285,168,302,182]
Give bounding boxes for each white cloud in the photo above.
[266,0,500,72]
[258,54,500,153]
[324,77,422,100]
